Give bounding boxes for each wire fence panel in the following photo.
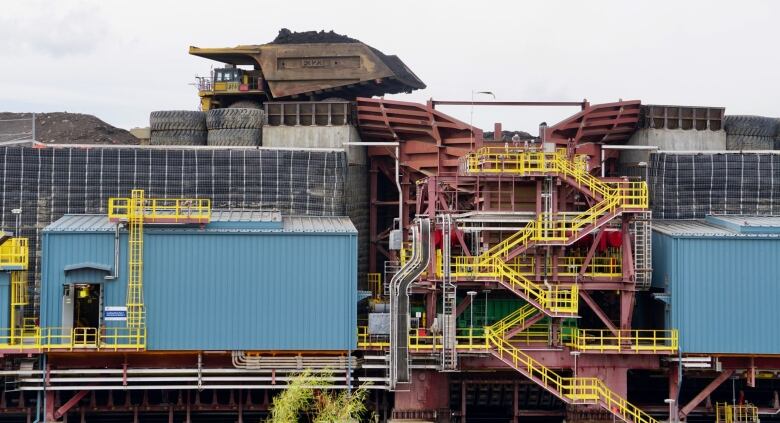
[0,146,347,317]
[649,153,780,219]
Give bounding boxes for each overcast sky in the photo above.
[1,0,778,133]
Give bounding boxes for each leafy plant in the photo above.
[267,370,372,423]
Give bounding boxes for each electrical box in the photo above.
[368,313,390,335]
[389,229,402,250]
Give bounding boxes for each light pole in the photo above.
[469,90,495,148]
[467,291,477,336]
[664,398,675,423]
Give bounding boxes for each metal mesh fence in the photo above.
[649,152,780,219]
[0,146,347,316]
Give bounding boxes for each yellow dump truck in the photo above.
[190,29,426,110]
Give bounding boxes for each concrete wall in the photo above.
[262,125,366,165]
[620,128,726,164]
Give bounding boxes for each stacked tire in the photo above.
[206,108,264,146]
[149,111,207,146]
[724,115,778,150]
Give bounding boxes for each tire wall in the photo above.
[346,162,369,288]
[724,115,780,151]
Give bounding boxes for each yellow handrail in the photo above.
[451,257,579,315]
[485,327,659,423]
[368,273,382,299]
[0,238,28,269]
[0,326,146,351]
[108,196,211,223]
[567,329,679,353]
[716,402,759,423]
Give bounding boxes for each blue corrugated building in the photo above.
[40,211,357,351]
[653,216,780,355]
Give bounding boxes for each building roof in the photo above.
[44,211,356,234]
[653,216,780,238]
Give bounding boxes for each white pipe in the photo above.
[602,145,660,150]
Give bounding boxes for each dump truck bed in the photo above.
[190,34,425,100]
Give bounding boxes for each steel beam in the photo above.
[678,369,735,419]
[579,290,619,336]
[431,100,587,108]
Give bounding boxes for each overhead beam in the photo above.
[678,370,735,419]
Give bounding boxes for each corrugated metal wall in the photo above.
[41,225,356,351]
[652,232,780,354]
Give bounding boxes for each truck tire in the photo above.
[206,108,264,130]
[228,100,262,109]
[150,111,206,131]
[724,115,777,137]
[207,128,261,146]
[150,129,207,146]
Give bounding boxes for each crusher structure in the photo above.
[357,98,678,423]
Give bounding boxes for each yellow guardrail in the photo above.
[447,256,578,315]
[446,254,622,279]
[567,329,678,353]
[357,327,488,351]
[716,402,759,423]
[488,303,539,337]
[367,273,382,299]
[0,326,146,351]
[0,238,28,269]
[485,327,659,423]
[108,196,211,223]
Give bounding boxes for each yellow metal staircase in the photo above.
[449,256,578,317]
[451,148,648,316]
[484,325,659,423]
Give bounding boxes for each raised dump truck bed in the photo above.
[190,29,425,109]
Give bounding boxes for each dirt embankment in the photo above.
[0,112,139,144]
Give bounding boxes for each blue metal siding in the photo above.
[653,231,780,354]
[40,223,356,351]
[0,273,9,329]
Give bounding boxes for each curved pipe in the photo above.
[389,218,430,389]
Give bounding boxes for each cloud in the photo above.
[0,1,108,57]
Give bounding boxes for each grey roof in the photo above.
[706,215,780,230]
[44,213,356,234]
[653,218,780,238]
[283,215,356,233]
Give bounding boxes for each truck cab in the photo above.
[196,66,265,110]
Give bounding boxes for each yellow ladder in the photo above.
[9,271,28,343]
[126,189,145,328]
[485,326,658,423]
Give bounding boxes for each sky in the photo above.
[0,0,778,133]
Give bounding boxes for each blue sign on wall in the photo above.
[104,306,127,321]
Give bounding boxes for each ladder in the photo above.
[633,211,652,291]
[440,214,457,371]
[126,190,145,328]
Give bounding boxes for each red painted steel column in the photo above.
[369,162,379,273]
[44,391,56,423]
[669,364,680,418]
